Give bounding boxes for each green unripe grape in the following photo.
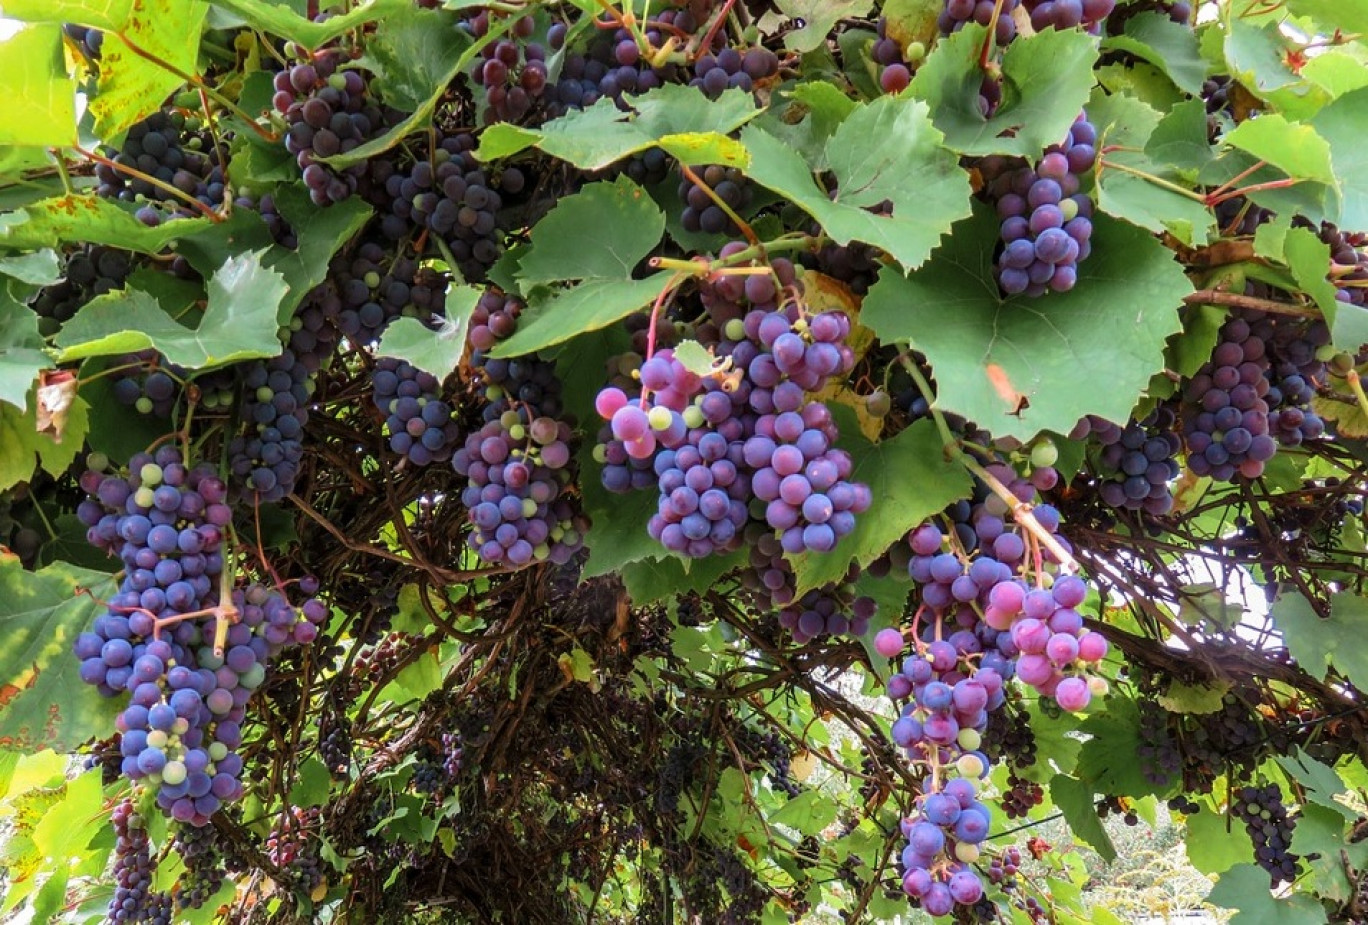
[135,396,154,415]
[957,728,982,752]
[500,410,521,430]
[905,41,926,61]
[328,73,348,90]
[534,543,551,560]
[1060,197,1080,222]
[550,525,565,542]
[1030,440,1059,469]
[592,444,608,463]
[562,529,581,546]
[682,405,705,428]
[86,451,110,472]
[240,662,267,689]
[724,318,747,341]
[648,406,674,431]
[866,390,892,418]
[509,423,526,441]
[520,498,536,519]
[256,385,276,404]
[146,729,169,750]
[364,271,381,289]
[208,742,229,761]
[171,717,189,736]
[956,752,986,779]
[1331,352,1355,374]
[197,646,224,670]
[134,486,157,509]
[161,760,187,786]
[954,842,980,863]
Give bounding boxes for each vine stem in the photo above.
[897,355,1080,574]
[1183,288,1320,318]
[1345,370,1368,420]
[1095,153,1208,202]
[979,0,1009,69]
[679,162,759,248]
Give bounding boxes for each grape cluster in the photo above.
[1262,314,1329,447]
[1181,313,1279,480]
[987,114,1097,296]
[546,13,696,116]
[30,245,133,336]
[937,0,1020,42]
[94,111,224,224]
[63,22,103,61]
[384,132,516,280]
[412,733,463,796]
[273,52,384,206]
[678,164,753,236]
[462,12,547,124]
[108,799,170,924]
[1022,0,1117,32]
[227,348,313,503]
[172,823,226,911]
[1231,782,1299,884]
[1319,222,1368,309]
[454,290,587,567]
[899,780,995,914]
[690,46,779,98]
[1076,407,1181,514]
[1136,698,1182,788]
[265,807,326,896]
[371,357,460,466]
[313,242,448,355]
[110,351,183,418]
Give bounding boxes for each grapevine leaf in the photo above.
[1157,678,1231,714]
[0,395,89,490]
[27,769,104,922]
[1184,806,1253,874]
[210,0,412,47]
[909,24,1098,157]
[355,5,473,113]
[0,299,50,411]
[772,0,876,53]
[1101,12,1206,96]
[1284,0,1368,35]
[1275,750,1353,817]
[1073,697,1158,797]
[1293,804,1368,903]
[0,557,121,752]
[740,95,972,272]
[1281,228,1357,350]
[1224,115,1336,188]
[0,25,77,148]
[488,276,667,358]
[754,82,858,170]
[0,195,217,254]
[56,250,285,369]
[787,415,972,595]
[1311,87,1368,236]
[476,85,761,170]
[376,285,482,381]
[860,207,1189,442]
[516,177,665,284]
[1223,19,1303,99]
[1272,590,1368,694]
[0,0,134,30]
[88,0,210,138]
[1145,99,1215,172]
[1048,775,1116,862]
[0,250,61,287]
[880,0,942,53]
[619,550,747,605]
[1208,864,1328,924]
[768,790,839,835]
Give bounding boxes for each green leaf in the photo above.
[861,208,1190,442]
[1224,114,1336,188]
[1145,99,1215,172]
[787,416,971,594]
[0,25,77,148]
[741,95,971,272]
[1311,88,1368,236]
[356,5,472,113]
[1282,228,1356,350]
[1223,19,1302,99]
[211,0,411,47]
[261,187,373,320]
[773,0,876,53]
[0,394,89,490]
[57,250,286,370]
[1273,590,1368,694]
[1208,863,1328,924]
[769,790,840,835]
[1048,775,1116,862]
[1275,750,1352,817]
[0,558,121,752]
[89,0,209,138]
[0,299,50,411]
[1073,697,1159,797]
[1184,806,1253,875]
[0,195,218,254]
[910,25,1099,157]
[1293,804,1368,903]
[488,276,666,358]
[477,85,762,171]
[1,0,133,30]
[376,286,480,381]
[0,250,61,287]
[754,81,858,170]
[618,549,747,605]
[1157,678,1231,714]
[516,177,665,283]
[1102,12,1207,96]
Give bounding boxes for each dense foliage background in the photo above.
[1,0,1368,922]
